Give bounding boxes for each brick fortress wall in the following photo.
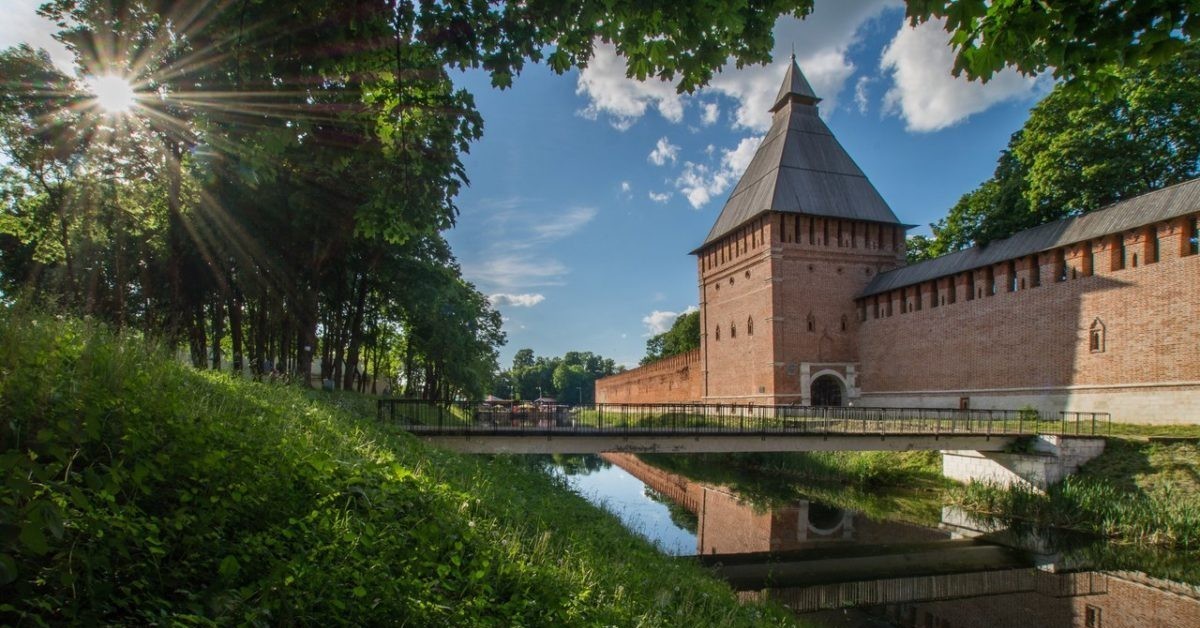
[857,214,1200,423]
[697,215,776,403]
[593,349,702,404]
[768,214,905,401]
[693,213,905,404]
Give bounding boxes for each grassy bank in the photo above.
[953,438,1200,549]
[0,314,794,626]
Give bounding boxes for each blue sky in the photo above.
[3,0,1051,370]
[445,3,1050,369]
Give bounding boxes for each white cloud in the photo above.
[648,190,672,203]
[880,18,1042,132]
[700,102,720,126]
[704,1,901,131]
[489,293,546,308]
[854,76,873,114]
[531,206,598,239]
[723,137,759,175]
[642,305,699,335]
[463,255,568,290]
[461,205,593,292]
[574,1,898,132]
[620,181,631,193]
[675,136,761,209]
[0,0,74,73]
[576,42,684,130]
[648,137,680,166]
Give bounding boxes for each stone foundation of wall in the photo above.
[941,435,1106,491]
[859,384,1200,425]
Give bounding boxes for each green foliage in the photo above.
[904,0,1197,90]
[954,439,1200,549]
[915,45,1200,258]
[642,310,700,365]
[496,349,620,403]
[0,7,505,397]
[0,312,794,624]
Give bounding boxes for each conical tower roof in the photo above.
[695,57,900,252]
[770,54,820,110]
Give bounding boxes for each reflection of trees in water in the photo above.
[532,454,612,476]
[644,488,699,534]
[637,453,944,526]
[1071,539,1200,586]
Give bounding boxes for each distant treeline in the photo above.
[492,349,624,404]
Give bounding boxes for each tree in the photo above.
[512,349,535,371]
[494,348,620,403]
[552,362,590,404]
[642,310,700,365]
[7,0,1194,393]
[905,0,1197,90]
[911,45,1200,261]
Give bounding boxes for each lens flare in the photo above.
[86,75,137,113]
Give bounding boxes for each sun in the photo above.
[86,75,137,113]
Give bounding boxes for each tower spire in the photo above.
[770,54,820,112]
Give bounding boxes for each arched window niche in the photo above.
[1089,318,1106,353]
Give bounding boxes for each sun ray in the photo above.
[84,75,137,113]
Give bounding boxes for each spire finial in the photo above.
[770,51,821,113]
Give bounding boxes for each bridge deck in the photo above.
[380,401,1109,454]
[412,430,1022,454]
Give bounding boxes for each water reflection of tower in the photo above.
[599,453,946,555]
[696,487,855,555]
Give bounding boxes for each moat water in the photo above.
[542,454,1200,628]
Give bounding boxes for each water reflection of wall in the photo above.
[599,453,945,556]
[597,454,1200,628]
[876,571,1200,628]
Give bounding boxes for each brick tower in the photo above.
[694,56,907,406]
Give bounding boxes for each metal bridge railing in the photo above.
[376,400,1111,438]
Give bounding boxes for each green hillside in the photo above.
[0,312,792,626]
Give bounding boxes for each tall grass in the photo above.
[955,477,1200,549]
[0,312,795,625]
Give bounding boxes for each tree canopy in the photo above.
[642,310,700,365]
[492,349,622,404]
[909,43,1200,263]
[904,0,1198,91]
[3,0,1197,397]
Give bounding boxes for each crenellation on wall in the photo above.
[594,349,702,404]
[857,231,1200,423]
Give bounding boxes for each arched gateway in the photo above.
[810,375,843,407]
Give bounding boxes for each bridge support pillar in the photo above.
[941,435,1106,492]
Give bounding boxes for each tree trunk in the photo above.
[165,139,187,345]
[228,279,244,375]
[370,317,383,395]
[403,343,416,397]
[189,300,207,368]
[210,296,225,371]
[342,273,369,390]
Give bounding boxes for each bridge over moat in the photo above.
[379,401,1109,463]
